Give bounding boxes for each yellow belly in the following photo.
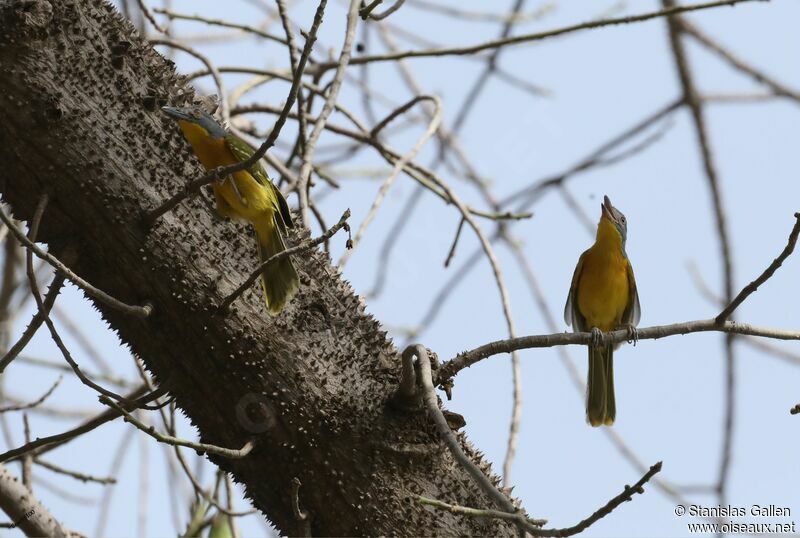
[176,121,274,223]
[577,248,630,331]
[214,171,274,222]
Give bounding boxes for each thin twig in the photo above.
[98,396,255,459]
[444,0,537,165]
[234,103,532,221]
[135,0,168,34]
[310,0,762,73]
[367,185,424,298]
[663,1,736,506]
[152,8,287,45]
[94,428,136,537]
[716,213,800,322]
[417,496,546,529]
[502,99,682,209]
[150,38,229,124]
[406,0,555,23]
[339,96,441,267]
[23,199,147,408]
[224,475,241,538]
[680,19,800,104]
[16,355,137,389]
[217,209,351,312]
[275,0,309,171]
[444,217,465,268]
[380,20,550,98]
[0,272,64,375]
[52,304,113,375]
[21,414,32,491]
[296,0,360,227]
[34,459,117,485]
[361,0,406,20]
[408,345,520,516]
[0,385,161,463]
[0,377,61,413]
[0,205,152,319]
[420,440,658,534]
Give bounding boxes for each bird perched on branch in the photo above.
[162,105,299,315]
[564,195,640,426]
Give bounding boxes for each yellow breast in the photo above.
[576,221,630,331]
[177,120,273,222]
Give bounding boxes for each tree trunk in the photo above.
[0,0,516,535]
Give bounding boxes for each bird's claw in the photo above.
[624,325,639,346]
[590,327,603,347]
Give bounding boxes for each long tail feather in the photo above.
[254,216,299,315]
[587,345,615,426]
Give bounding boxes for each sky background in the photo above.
[3,0,799,536]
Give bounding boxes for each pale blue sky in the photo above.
[4,0,799,536]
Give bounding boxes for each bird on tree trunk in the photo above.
[162,105,299,315]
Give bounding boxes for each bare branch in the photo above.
[339,96,441,267]
[418,496,546,529]
[408,345,520,516]
[406,0,555,24]
[311,0,763,72]
[296,0,360,226]
[716,213,800,322]
[360,0,405,20]
[0,377,61,413]
[34,459,117,485]
[680,19,800,104]
[419,461,662,537]
[0,205,152,319]
[135,0,167,34]
[150,38,229,124]
[437,319,800,385]
[663,1,737,504]
[0,272,65,374]
[23,197,148,406]
[98,395,255,459]
[152,8,288,45]
[0,385,161,464]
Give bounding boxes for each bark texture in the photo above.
[0,0,517,535]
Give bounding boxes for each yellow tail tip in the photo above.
[264,278,299,315]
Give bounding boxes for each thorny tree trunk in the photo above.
[0,0,518,535]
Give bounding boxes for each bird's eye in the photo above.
[621,216,626,223]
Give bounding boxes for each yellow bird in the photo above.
[162,106,299,315]
[564,195,640,426]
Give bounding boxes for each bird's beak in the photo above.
[601,195,614,220]
[161,106,193,122]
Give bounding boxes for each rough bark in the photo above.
[0,0,517,535]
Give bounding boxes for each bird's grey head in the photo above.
[601,195,629,251]
[161,106,227,139]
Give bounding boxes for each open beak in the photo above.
[601,195,614,220]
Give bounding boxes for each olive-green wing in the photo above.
[564,250,588,332]
[224,135,294,229]
[622,260,641,326]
